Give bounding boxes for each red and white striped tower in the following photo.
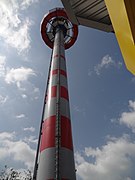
[34,8,78,180]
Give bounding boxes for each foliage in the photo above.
[0,166,32,180]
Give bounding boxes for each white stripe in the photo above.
[37,148,55,180]
[60,98,70,119]
[48,74,68,88]
[60,147,76,179]
[51,58,66,72]
[44,98,57,120]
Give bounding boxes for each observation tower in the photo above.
[33,8,78,180]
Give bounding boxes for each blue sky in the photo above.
[0,0,135,180]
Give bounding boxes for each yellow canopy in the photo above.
[105,0,135,75]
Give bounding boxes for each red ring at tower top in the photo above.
[41,8,78,49]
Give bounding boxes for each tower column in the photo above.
[34,8,78,180]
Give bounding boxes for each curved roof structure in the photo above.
[61,0,113,32]
[61,0,135,75]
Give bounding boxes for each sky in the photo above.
[0,0,135,180]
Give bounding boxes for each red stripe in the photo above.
[60,86,69,100]
[52,69,58,75]
[53,54,59,59]
[51,86,57,97]
[46,86,69,101]
[60,69,67,77]
[60,55,65,60]
[40,116,56,152]
[61,116,73,150]
[52,69,67,77]
[53,54,65,60]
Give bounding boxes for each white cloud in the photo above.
[88,68,93,76]
[33,87,40,100]
[119,100,135,133]
[73,105,86,117]
[5,67,36,86]
[16,114,25,119]
[110,118,117,123]
[75,151,85,165]
[23,127,35,132]
[94,55,122,75]
[5,19,31,52]
[34,87,39,93]
[76,135,135,180]
[131,77,135,83]
[0,95,8,105]
[0,57,37,94]
[21,0,38,10]
[20,84,40,100]
[24,136,38,144]
[22,94,27,98]
[0,0,37,52]
[0,55,6,77]
[10,141,35,169]
[0,131,35,169]
[0,131,15,140]
[5,68,40,99]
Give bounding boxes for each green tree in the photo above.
[0,166,32,180]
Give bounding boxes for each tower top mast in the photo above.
[41,8,78,49]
